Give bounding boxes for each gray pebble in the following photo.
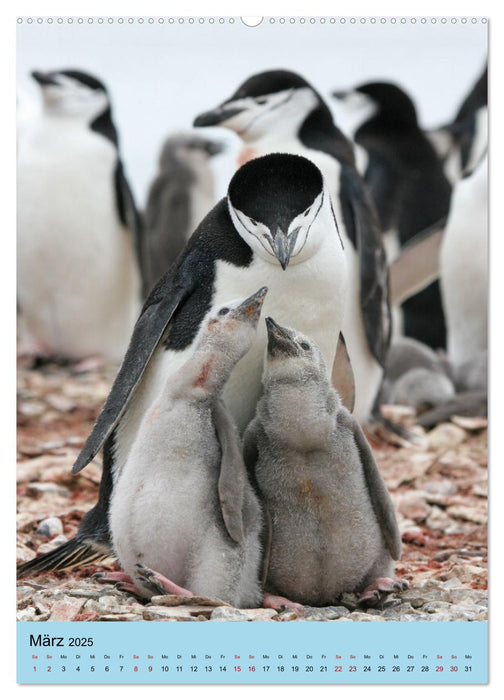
[37,517,63,537]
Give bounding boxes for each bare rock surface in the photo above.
[16,362,487,622]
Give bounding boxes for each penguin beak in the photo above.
[31,71,59,87]
[194,104,245,128]
[272,227,300,271]
[265,317,299,357]
[233,286,268,323]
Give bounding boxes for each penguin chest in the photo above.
[215,249,347,431]
[263,445,384,601]
[110,403,222,581]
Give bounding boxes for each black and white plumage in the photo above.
[142,133,223,296]
[17,69,142,363]
[428,64,488,183]
[17,152,350,577]
[332,81,452,349]
[194,69,390,422]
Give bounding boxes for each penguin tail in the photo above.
[17,538,110,578]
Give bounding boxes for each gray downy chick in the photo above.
[109,287,267,605]
[389,368,455,412]
[142,133,223,295]
[244,318,407,608]
[380,337,455,411]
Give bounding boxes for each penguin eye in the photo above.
[300,342,310,351]
[218,307,230,316]
[256,97,268,105]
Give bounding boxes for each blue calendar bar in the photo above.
[17,621,487,684]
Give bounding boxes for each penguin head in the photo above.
[203,287,268,363]
[31,69,110,122]
[194,70,320,142]
[264,317,327,383]
[332,82,417,133]
[228,153,330,269]
[159,133,224,170]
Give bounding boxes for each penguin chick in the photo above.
[388,368,456,412]
[384,337,450,384]
[244,318,406,608]
[379,337,456,410]
[142,133,223,295]
[109,288,267,605]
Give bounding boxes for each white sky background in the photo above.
[17,18,487,206]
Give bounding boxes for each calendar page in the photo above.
[16,14,488,685]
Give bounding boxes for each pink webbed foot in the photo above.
[358,576,409,606]
[93,571,135,584]
[135,563,194,597]
[93,570,147,598]
[262,593,305,612]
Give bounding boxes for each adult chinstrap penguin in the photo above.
[194,69,391,423]
[142,133,223,296]
[17,152,350,577]
[17,69,142,365]
[332,81,452,349]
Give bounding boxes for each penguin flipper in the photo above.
[389,220,445,306]
[115,159,144,272]
[213,399,245,543]
[242,420,273,588]
[17,540,109,578]
[340,165,391,367]
[72,264,196,475]
[339,410,402,560]
[331,331,356,413]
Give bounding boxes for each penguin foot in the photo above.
[93,571,135,584]
[135,563,194,597]
[262,593,305,612]
[93,571,148,598]
[115,582,148,598]
[357,577,409,606]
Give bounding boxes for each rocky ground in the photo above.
[16,360,488,623]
